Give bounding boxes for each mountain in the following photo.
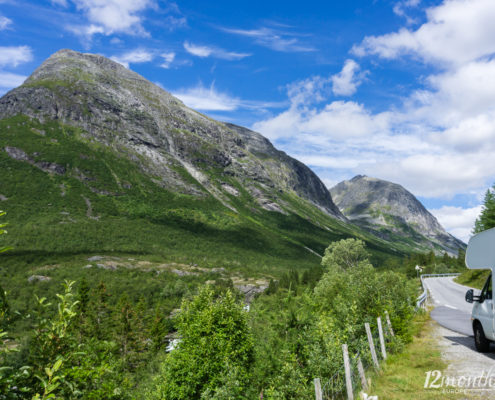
[1,49,343,219]
[0,49,405,272]
[330,175,465,255]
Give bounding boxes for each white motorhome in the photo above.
[465,227,495,352]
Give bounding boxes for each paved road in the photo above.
[423,277,478,336]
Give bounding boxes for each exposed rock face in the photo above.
[0,49,344,220]
[330,175,465,255]
[5,146,66,174]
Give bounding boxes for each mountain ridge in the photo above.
[0,48,462,266]
[330,175,465,255]
[0,49,344,221]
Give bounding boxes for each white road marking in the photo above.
[445,304,458,310]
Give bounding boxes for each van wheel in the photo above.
[474,322,491,352]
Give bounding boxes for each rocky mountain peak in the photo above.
[0,49,344,221]
[330,175,465,254]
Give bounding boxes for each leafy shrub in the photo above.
[148,286,254,399]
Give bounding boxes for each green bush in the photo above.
[148,286,254,399]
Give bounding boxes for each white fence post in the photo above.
[365,322,379,368]
[385,311,394,336]
[342,344,354,400]
[377,317,387,360]
[314,377,322,400]
[357,357,368,391]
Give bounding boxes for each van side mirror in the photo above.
[466,289,474,303]
[466,289,482,303]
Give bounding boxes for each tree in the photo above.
[474,185,495,233]
[149,286,254,399]
[321,238,368,270]
[89,281,111,339]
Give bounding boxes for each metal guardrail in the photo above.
[416,273,461,308]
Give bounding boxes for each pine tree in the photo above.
[115,294,139,368]
[89,281,110,339]
[149,307,169,351]
[474,186,495,233]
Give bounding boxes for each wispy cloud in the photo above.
[162,2,187,30]
[172,82,286,111]
[0,46,33,68]
[0,15,12,30]
[110,48,154,68]
[160,52,175,68]
[183,41,251,60]
[0,71,27,89]
[393,0,421,24]
[0,46,32,95]
[220,26,315,52]
[173,83,240,111]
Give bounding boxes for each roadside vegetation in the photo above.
[2,234,419,399]
[0,114,481,398]
[455,269,490,289]
[369,312,456,400]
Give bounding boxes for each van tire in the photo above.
[474,322,491,353]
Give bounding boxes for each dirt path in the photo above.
[432,323,495,399]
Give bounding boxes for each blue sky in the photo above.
[1,0,494,242]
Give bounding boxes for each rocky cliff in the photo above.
[330,175,465,255]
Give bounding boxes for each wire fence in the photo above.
[316,312,395,400]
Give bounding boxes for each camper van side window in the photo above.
[481,274,492,300]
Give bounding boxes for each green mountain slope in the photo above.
[0,50,411,275]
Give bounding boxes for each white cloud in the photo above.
[110,49,153,68]
[0,46,33,68]
[183,42,250,60]
[353,0,495,66]
[173,83,241,111]
[429,205,482,243]
[0,15,12,30]
[183,42,211,57]
[301,101,387,139]
[286,75,330,106]
[252,0,495,203]
[172,83,285,112]
[67,0,154,38]
[67,24,105,38]
[160,52,175,69]
[367,153,494,198]
[254,75,389,141]
[0,71,27,88]
[331,59,366,96]
[221,26,315,52]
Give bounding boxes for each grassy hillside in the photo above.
[454,269,490,289]
[0,114,405,275]
[0,115,424,400]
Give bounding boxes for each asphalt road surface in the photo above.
[423,277,477,336]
